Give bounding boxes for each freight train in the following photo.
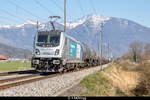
[31,17,108,72]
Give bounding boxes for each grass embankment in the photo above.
[80,67,120,96]
[0,60,31,72]
[78,61,142,96]
[77,60,150,96]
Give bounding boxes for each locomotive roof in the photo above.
[38,30,63,33]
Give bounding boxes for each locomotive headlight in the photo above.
[35,49,40,55]
[55,49,60,55]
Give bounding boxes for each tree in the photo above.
[122,50,132,60]
[91,49,97,59]
[129,41,143,63]
[143,43,150,59]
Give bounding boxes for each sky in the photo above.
[0,0,150,27]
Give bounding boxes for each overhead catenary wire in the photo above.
[77,0,91,37]
[87,0,100,57]
[77,0,98,45]
[78,0,108,67]
[7,0,40,20]
[50,0,64,12]
[53,0,94,52]
[78,0,99,57]
[47,0,71,33]
[0,15,23,24]
[34,0,54,15]
[50,0,73,32]
[0,9,26,22]
[88,0,112,62]
[89,0,97,14]
[0,1,40,49]
[49,0,65,23]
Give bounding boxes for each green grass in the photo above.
[79,66,125,96]
[0,60,31,72]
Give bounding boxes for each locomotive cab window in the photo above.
[36,31,61,47]
[37,34,48,43]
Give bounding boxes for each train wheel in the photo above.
[58,68,63,73]
[75,64,79,71]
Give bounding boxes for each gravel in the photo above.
[0,64,108,96]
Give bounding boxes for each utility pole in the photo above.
[64,0,67,32]
[37,21,39,31]
[107,42,110,61]
[100,22,104,70]
[34,21,39,48]
[97,36,100,65]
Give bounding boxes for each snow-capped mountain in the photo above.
[66,14,110,29]
[67,14,150,56]
[0,14,150,57]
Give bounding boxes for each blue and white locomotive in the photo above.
[31,20,86,72]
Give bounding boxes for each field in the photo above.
[0,60,31,72]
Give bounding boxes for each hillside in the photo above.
[0,43,31,59]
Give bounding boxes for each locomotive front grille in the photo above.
[41,50,55,55]
[42,52,53,55]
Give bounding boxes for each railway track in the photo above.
[0,70,37,76]
[0,73,59,91]
[0,74,39,84]
[0,66,102,91]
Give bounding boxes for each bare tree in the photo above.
[143,43,150,59]
[122,50,132,60]
[91,49,97,59]
[129,41,143,63]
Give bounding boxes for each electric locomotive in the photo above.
[31,16,85,72]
